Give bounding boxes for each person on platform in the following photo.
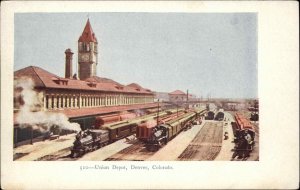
[224,132,229,140]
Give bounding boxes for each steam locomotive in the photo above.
[250,113,259,121]
[70,108,184,158]
[70,129,109,158]
[231,113,255,160]
[145,109,206,151]
[205,111,215,120]
[214,111,225,121]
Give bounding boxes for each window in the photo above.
[79,42,82,51]
[82,43,90,52]
[46,95,49,109]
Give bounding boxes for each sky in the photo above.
[14,13,257,99]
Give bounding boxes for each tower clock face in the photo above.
[81,54,89,62]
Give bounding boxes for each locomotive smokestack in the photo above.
[65,48,74,79]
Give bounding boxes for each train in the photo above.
[214,111,225,121]
[94,112,137,128]
[205,111,215,120]
[70,108,183,157]
[71,129,109,158]
[136,110,187,142]
[231,113,255,160]
[144,108,206,151]
[248,107,259,112]
[250,113,259,121]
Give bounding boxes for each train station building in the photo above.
[14,19,155,112]
[13,19,157,145]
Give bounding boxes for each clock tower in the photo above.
[78,19,98,80]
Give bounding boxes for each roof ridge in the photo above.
[31,66,46,87]
[169,90,186,95]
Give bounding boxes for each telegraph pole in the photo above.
[30,126,33,145]
[186,89,189,109]
[156,100,159,124]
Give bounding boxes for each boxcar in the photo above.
[101,109,176,142]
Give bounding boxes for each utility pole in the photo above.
[186,89,189,109]
[30,127,33,145]
[186,89,189,101]
[156,99,160,125]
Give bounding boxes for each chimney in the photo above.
[186,89,189,101]
[65,48,74,78]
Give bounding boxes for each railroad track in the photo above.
[36,138,152,161]
[36,147,75,161]
[104,142,154,161]
[178,122,223,161]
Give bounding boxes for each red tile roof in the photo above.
[127,83,142,89]
[169,90,186,95]
[86,76,122,86]
[78,19,97,42]
[14,66,153,95]
[14,102,162,125]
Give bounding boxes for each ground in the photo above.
[14,111,259,161]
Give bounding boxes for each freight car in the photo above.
[94,112,137,128]
[101,110,177,142]
[70,109,178,157]
[145,109,206,151]
[136,110,186,142]
[232,113,255,160]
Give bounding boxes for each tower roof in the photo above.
[78,19,97,42]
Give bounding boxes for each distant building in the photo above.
[168,90,187,102]
[154,92,170,102]
[188,94,198,101]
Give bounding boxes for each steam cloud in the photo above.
[15,78,81,132]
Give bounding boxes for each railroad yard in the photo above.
[12,17,259,162]
[14,108,259,161]
[6,7,297,190]
[178,122,223,161]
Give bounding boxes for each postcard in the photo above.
[1,1,299,189]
